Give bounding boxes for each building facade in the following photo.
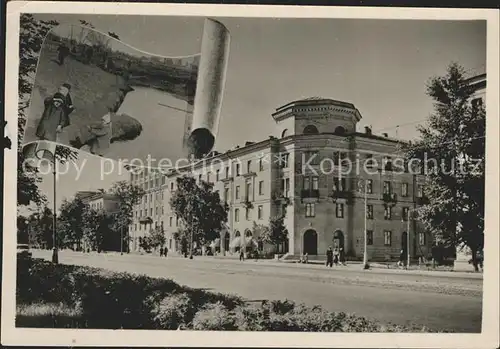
[128,97,433,261]
[81,192,121,214]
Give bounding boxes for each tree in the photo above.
[258,215,289,254]
[57,196,88,250]
[109,180,145,252]
[404,63,485,271]
[170,176,228,257]
[33,206,55,249]
[138,226,166,253]
[149,226,166,250]
[17,215,29,244]
[82,207,113,252]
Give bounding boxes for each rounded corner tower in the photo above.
[272,97,362,138]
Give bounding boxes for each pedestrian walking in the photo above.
[326,246,333,267]
[333,248,339,266]
[398,249,405,267]
[164,246,168,258]
[57,42,70,66]
[239,249,245,261]
[339,247,346,266]
[159,247,164,257]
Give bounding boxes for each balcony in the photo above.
[382,193,397,205]
[301,189,320,199]
[243,171,257,178]
[331,190,351,200]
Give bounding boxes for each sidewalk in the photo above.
[49,249,483,279]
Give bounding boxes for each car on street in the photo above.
[17,244,32,259]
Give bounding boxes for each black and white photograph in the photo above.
[2,2,499,348]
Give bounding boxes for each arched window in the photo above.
[281,129,289,138]
[334,126,346,135]
[245,229,253,238]
[303,125,319,135]
[234,230,241,237]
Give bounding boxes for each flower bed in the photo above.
[16,258,436,332]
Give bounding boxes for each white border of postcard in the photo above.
[3,2,499,348]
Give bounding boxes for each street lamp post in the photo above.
[407,208,412,269]
[362,179,369,269]
[51,163,58,264]
[25,219,30,249]
[120,223,123,255]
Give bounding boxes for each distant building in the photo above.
[466,72,486,106]
[75,191,98,201]
[78,191,122,252]
[80,192,120,214]
[128,97,434,262]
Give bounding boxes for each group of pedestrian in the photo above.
[326,246,346,267]
[159,246,168,257]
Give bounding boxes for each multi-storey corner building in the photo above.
[128,97,433,261]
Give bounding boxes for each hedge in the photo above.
[16,258,435,332]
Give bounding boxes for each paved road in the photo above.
[31,250,483,332]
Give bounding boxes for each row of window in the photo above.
[199,155,290,183]
[366,230,426,246]
[135,206,165,218]
[304,203,412,220]
[90,201,104,210]
[133,154,291,191]
[303,150,401,171]
[223,177,292,202]
[302,176,424,197]
[141,190,165,205]
[234,206,264,222]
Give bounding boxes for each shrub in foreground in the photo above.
[152,293,195,330]
[192,302,237,330]
[16,258,438,332]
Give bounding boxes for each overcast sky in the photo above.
[29,14,486,212]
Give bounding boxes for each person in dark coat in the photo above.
[35,93,69,142]
[326,246,333,267]
[164,246,168,258]
[58,83,75,119]
[159,247,164,257]
[85,45,94,64]
[57,43,70,65]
